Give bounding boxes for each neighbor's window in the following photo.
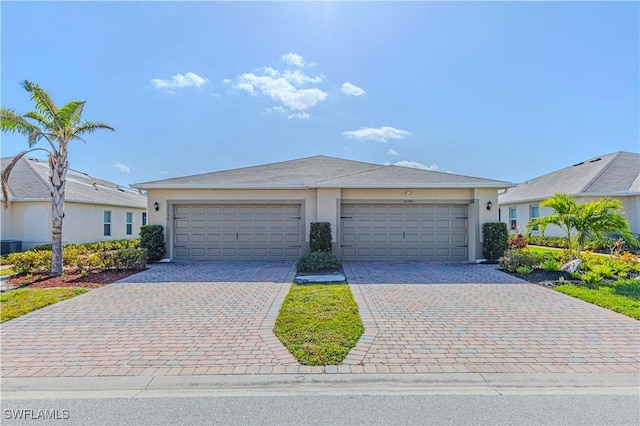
[509,207,517,232]
[530,205,539,231]
[142,212,147,226]
[104,211,112,236]
[126,212,133,235]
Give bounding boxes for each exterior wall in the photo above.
[149,186,496,262]
[499,195,640,238]
[0,201,145,250]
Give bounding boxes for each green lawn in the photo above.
[274,283,364,365]
[1,288,87,322]
[555,279,640,319]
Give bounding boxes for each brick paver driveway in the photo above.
[1,261,300,378]
[343,261,640,374]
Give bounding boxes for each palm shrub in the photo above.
[139,225,165,263]
[482,222,509,262]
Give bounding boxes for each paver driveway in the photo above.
[1,261,301,378]
[343,261,640,374]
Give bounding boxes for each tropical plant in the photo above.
[515,265,534,275]
[1,81,114,276]
[527,193,639,259]
[580,271,604,285]
[541,258,560,272]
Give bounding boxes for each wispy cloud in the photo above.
[150,72,209,91]
[288,112,310,120]
[233,53,328,113]
[341,82,366,96]
[387,160,454,173]
[343,126,411,143]
[281,52,306,67]
[113,161,131,173]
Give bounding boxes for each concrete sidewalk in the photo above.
[2,373,638,400]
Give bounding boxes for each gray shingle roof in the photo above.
[499,151,640,204]
[1,156,147,208]
[132,155,515,189]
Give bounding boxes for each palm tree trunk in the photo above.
[49,152,68,277]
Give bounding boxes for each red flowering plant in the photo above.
[509,234,527,250]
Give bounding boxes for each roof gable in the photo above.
[1,156,146,208]
[133,155,514,189]
[499,151,640,204]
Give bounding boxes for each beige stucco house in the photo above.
[132,156,515,262]
[498,151,640,237]
[1,156,147,252]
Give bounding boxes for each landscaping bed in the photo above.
[6,269,142,289]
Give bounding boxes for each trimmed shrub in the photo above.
[139,225,165,263]
[99,248,147,270]
[482,222,509,262]
[296,251,342,273]
[499,250,545,272]
[32,239,140,252]
[310,222,332,253]
[6,250,51,274]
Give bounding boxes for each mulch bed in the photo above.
[504,269,580,289]
[7,269,144,289]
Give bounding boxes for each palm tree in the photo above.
[528,192,639,258]
[1,81,114,276]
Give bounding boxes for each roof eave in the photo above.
[133,182,517,190]
[499,191,640,205]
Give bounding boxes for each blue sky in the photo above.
[1,1,638,188]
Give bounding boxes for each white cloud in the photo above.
[113,161,131,173]
[235,66,327,111]
[343,126,411,143]
[341,82,366,96]
[288,112,310,120]
[222,78,231,85]
[387,149,400,156]
[150,72,209,90]
[281,52,306,67]
[387,160,454,173]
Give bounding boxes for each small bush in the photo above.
[5,248,147,274]
[139,225,165,263]
[100,248,147,270]
[482,222,509,262]
[6,251,51,274]
[581,271,604,285]
[541,259,561,272]
[590,265,615,279]
[296,251,342,273]
[499,250,544,272]
[310,222,332,253]
[32,239,139,252]
[509,234,527,250]
[515,265,534,275]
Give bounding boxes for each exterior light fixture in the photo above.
[154,202,160,211]
[486,201,493,211]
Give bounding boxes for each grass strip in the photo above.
[1,288,87,322]
[555,279,640,319]
[274,283,364,365]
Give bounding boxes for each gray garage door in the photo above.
[341,204,468,260]
[173,204,303,260]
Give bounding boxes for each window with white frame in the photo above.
[530,205,539,231]
[126,212,133,235]
[509,207,518,232]
[103,211,112,236]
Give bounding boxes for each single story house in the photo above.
[132,155,515,262]
[1,156,147,252]
[498,151,640,237]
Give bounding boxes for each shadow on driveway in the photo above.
[119,260,297,283]
[343,260,527,284]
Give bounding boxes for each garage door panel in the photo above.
[174,204,302,260]
[341,204,468,260]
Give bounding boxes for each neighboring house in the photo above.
[132,155,515,262]
[1,156,147,252]
[498,151,640,237]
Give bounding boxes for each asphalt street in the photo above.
[2,394,639,425]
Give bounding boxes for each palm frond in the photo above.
[1,108,44,147]
[1,148,50,207]
[20,80,58,121]
[58,101,86,126]
[73,121,115,137]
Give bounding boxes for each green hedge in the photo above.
[32,239,140,252]
[6,248,148,274]
[310,222,332,253]
[139,225,165,263]
[482,222,509,262]
[296,251,342,273]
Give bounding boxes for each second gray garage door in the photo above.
[341,204,468,260]
[173,204,303,260]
